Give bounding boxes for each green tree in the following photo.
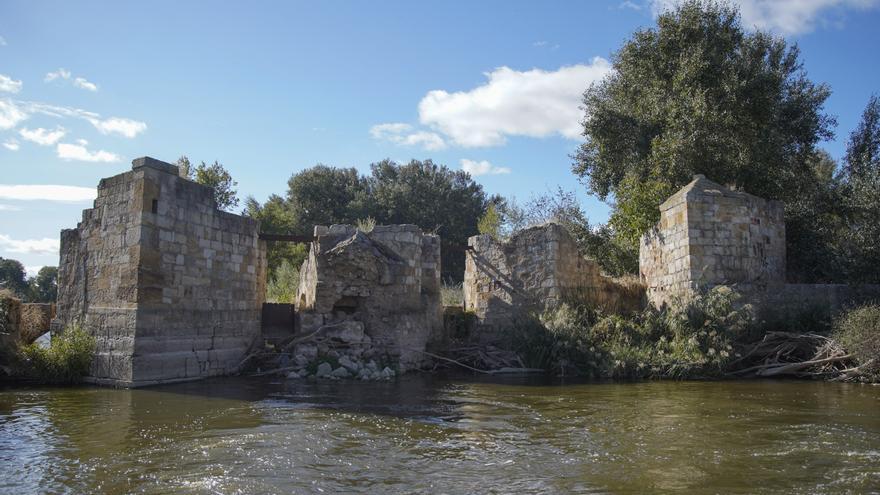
[844,94,880,177]
[194,160,239,211]
[176,155,194,180]
[243,194,309,275]
[0,257,28,299]
[573,0,835,275]
[28,266,58,303]
[286,165,372,231]
[369,159,490,280]
[477,203,502,238]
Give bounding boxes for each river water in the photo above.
[1,376,878,494]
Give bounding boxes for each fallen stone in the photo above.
[338,355,359,373]
[315,362,333,378]
[325,320,365,344]
[330,366,351,378]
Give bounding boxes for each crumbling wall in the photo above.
[640,175,785,307]
[464,223,645,337]
[295,224,442,372]
[54,157,267,386]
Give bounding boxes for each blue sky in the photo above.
[2,0,879,273]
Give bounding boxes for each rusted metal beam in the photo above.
[258,233,315,243]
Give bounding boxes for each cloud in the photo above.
[370,122,447,151]
[0,74,22,93]
[0,234,58,256]
[418,58,612,147]
[87,116,147,138]
[0,99,28,130]
[56,142,121,163]
[649,0,879,34]
[24,266,43,278]
[532,40,560,49]
[0,36,6,46]
[44,68,98,91]
[2,138,19,151]
[0,184,97,202]
[19,126,66,146]
[619,0,643,9]
[0,204,22,211]
[460,159,511,176]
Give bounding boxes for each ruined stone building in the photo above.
[639,175,786,307]
[53,157,267,386]
[295,224,442,371]
[463,223,644,336]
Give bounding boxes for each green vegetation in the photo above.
[441,281,463,307]
[266,259,300,304]
[177,155,240,211]
[0,258,57,303]
[510,287,750,379]
[833,304,880,381]
[18,324,96,385]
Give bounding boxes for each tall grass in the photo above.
[441,281,463,307]
[833,304,880,380]
[19,324,95,384]
[267,260,300,304]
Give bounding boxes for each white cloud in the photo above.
[0,234,58,256]
[418,58,612,147]
[45,68,99,92]
[24,266,43,278]
[0,204,22,211]
[0,74,22,93]
[19,126,66,146]
[0,99,28,129]
[619,0,643,9]
[370,122,447,151]
[0,36,6,46]
[650,0,879,34]
[460,159,511,176]
[56,142,121,163]
[73,77,98,92]
[0,184,97,202]
[87,116,146,138]
[2,139,19,151]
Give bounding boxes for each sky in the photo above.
[1,0,879,274]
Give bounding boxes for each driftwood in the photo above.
[727,332,861,380]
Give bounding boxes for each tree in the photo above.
[28,266,58,303]
[573,0,835,274]
[368,159,491,280]
[0,257,29,299]
[286,165,372,231]
[477,203,502,238]
[243,194,309,276]
[844,94,880,178]
[194,161,239,211]
[176,155,194,180]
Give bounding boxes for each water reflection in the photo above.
[1,377,878,494]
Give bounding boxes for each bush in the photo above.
[267,260,300,304]
[509,286,754,379]
[441,281,463,307]
[833,304,880,380]
[19,324,95,384]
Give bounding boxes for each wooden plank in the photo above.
[258,233,315,243]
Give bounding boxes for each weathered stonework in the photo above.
[53,157,267,387]
[295,224,442,371]
[640,175,785,307]
[464,223,644,336]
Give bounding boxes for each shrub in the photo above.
[267,260,300,303]
[19,324,95,384]
[833,304,880,380]
[441,281,464,307]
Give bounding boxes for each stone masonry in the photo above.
[53,157,267,387]
[464,223,644,336]
[295,224,442,372]
[640,175,785,307]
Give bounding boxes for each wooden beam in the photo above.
[258,233,315,243]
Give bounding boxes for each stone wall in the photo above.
[54,157,267,387]
[464,223,645,337]
[295,224,442,371]
[640,175,785,307]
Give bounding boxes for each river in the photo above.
[1,376,878,494]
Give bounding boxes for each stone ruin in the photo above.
[53,157,267,386]
[463,223,644,337]
[293,224,442,376]
[640,174,879,311]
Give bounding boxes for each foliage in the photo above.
[0,257,29,299]
[511,286,753,379]
[833,304,880,380]
[243,194,309,276]
[194,160,240,211]
[176,155,194,180]
[19,324,96,384]
[477,203,502,238]
[28,266,57,303]
[356,216,376,233]
[286,165,372,231]
[573,0,834,279]
[843,94,880,178]
[266,260,300,304]
[441,281,463,307]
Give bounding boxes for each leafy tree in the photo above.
[176,155,194,180]
[243,195,309,276]
[0,257,28,299]
[573,0,835,275]
[194,160,239,211]
[477,203,502,238]
[843,94,880,178]
[28,266,58,303]
[369,159,491,280]
[286,165,372,231]
[266,259,300,304]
